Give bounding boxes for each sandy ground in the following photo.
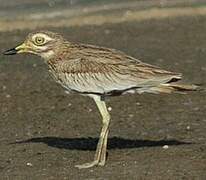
[0,1,206,179]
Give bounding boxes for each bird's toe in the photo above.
[75,160,99,169]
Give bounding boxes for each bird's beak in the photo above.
[3,43,28,55]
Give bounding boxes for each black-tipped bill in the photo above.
[3,48,18,55]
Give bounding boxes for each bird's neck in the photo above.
[40,50,56,61]
[42,42,74,64]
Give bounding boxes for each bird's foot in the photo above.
[75,160,101,169]
[98,160,106,166]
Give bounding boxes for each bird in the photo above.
[3,31,198,169]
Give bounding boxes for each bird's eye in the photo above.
[34,37,45,45]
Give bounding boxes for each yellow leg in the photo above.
[75,95,110,169]
[99,129,109,166]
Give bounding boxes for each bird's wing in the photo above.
[55,44,182,94]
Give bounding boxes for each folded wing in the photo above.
[54,44,182,95]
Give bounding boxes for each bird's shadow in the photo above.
[11,136,191,151]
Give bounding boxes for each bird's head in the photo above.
[3,31,64,60]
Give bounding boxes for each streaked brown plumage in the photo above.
[3,31,198,169]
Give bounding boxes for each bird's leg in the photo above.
[98,128,109,166]
[93,97,110,164]
[75,95,110,169]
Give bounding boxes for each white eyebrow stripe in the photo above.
[32,33,54,41]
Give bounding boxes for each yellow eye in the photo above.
[34,37,45,45]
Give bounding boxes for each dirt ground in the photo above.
[0,1,206,180]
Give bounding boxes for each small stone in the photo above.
[26,162,33,166]
[108,107,112,111]
[2,86,6,90]
[193,107,199,111]
[186,126,191,130]
[51,106,55,110]
[129,114,134,118]
[65,91,70,94]
[32,63,37,67]
[6,94,11,98]
[67,103,72,107]
[201,67,206,71]
[163,145,169,149]
[136,102,141,106]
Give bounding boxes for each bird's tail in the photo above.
[150,83,200,94]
